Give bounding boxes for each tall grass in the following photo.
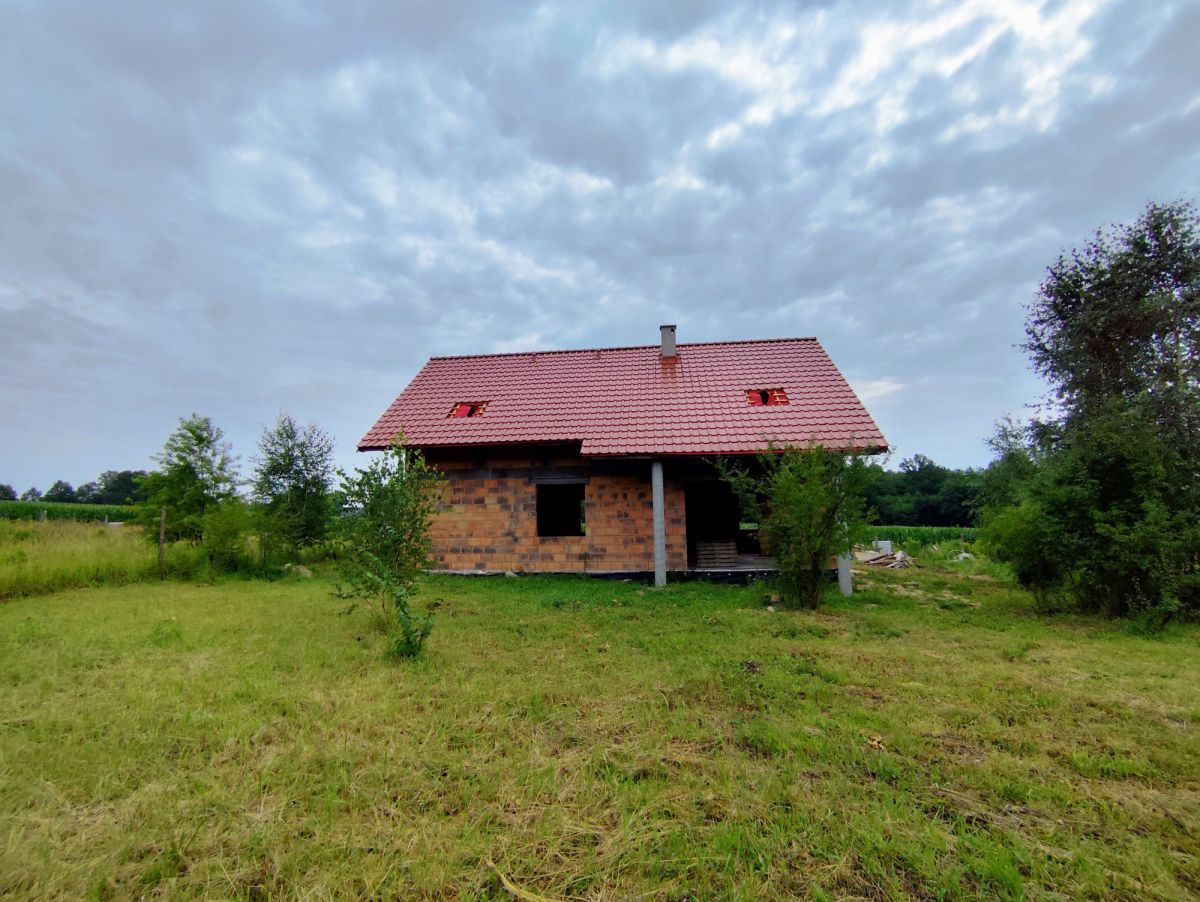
[0,520,200,599]
[0,500,136,523]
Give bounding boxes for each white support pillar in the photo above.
[651,460,667,587]
[837,553,853,596]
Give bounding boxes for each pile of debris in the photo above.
[853,540,912,569]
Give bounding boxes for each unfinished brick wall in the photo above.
[429,458,686,573]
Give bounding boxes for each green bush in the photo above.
[200,499,257,575]
[336,441,445,658]
[720,444,872,610]
[979,502,1068,611]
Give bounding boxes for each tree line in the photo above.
[0,471,149,505]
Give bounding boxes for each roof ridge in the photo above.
[428,336,820,362]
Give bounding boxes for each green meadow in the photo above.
[0,529,1197,898]
[0,519,167,600]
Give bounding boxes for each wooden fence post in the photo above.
[158,506,166,569]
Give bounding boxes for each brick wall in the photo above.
[429,457,687,573]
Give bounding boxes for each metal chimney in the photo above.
[660,324,677,358]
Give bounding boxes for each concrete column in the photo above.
[837,553,853,596]
[651,460,666,587]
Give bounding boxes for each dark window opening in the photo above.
[537,484,585,537]
[746,388,788,407]
[449,401,488,418]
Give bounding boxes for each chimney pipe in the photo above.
[660,324,677,358]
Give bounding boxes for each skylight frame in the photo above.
[448,401,489,418]
[746,388,789,407]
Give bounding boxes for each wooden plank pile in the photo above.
[853,548,911,569]
[696,540,739,568]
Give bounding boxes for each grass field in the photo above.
[0,520,207,600]
[2,563,1197,899]
[0,520,159,599]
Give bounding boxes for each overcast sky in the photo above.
[1,0,1197,493]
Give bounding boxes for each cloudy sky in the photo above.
[1,0,1197,493]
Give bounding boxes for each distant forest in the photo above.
[0,470,148,506]
[866,455,979,528]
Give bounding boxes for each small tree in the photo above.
[336,440,445,657]
[138,414,239,542]
[720,443,873,609]
[251,414,335,556]
[20,487,41,502]
[0,484,16,501]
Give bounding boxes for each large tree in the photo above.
[1026,201,1200,425]
[985,201,1200,620]
[0,484,16,501]
[251,414,335,554]
[86,470,149,505]
[42,480,77,503]
[138,415,239,541]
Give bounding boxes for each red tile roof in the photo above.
[359,338,888,456]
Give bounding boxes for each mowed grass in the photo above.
[1,567,1198,899]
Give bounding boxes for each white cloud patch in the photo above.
[851,378,907,404]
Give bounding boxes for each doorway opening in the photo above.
[683,480,771,570]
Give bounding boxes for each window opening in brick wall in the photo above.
[449,401,488,418]
[537,483,585,537]
[746,388,788,406]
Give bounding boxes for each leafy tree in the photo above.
[1025,201,1200,425]
[0,484,16,501]
[20,487,41,502]
[74,472,147,505]
[92,470,149,505]
[985,201,1200,622]
[336,441,445,657]
[43,480,77,503]
[720,444,873,609]
[138,415,239,542]
[251,414,335,555]
[75,481,101,504]
[976,416,1045,513]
